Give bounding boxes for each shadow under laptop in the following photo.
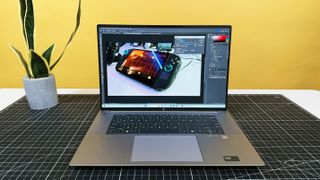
[71,166,263,179]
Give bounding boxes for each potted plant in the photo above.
[10,0,81,110]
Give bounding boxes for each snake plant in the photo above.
[10,0,82,79]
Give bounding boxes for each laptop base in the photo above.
[70,111,264,166]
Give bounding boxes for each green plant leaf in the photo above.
[19,0,26,42]
[50,0,82,70]
[30,50,50,78]
[10,45,32,78]
[19,0,34,50]
[42,44,55,65]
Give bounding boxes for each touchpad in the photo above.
[131,136,203,162]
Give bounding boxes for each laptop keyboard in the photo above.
[106,114,224,134]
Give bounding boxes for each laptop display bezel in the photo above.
[97,25,232,111]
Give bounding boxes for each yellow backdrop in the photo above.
[1,0,319,89]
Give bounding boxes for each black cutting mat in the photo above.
[0,94,319,179]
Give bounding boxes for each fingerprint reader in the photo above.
[164,64,173,72]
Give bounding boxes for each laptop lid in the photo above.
[97,25,231,111]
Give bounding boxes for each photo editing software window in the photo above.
[98,26,231,109]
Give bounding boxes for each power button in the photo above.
[164,64,173,72]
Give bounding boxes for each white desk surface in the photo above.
[0,89,319,118]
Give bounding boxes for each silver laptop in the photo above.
[70,25,264,166]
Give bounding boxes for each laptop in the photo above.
[70,25,264,166]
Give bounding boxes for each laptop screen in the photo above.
[97,25,231,110]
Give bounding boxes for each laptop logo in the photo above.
[224,156,240,161]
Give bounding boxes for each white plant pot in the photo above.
[23,74,58,110]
